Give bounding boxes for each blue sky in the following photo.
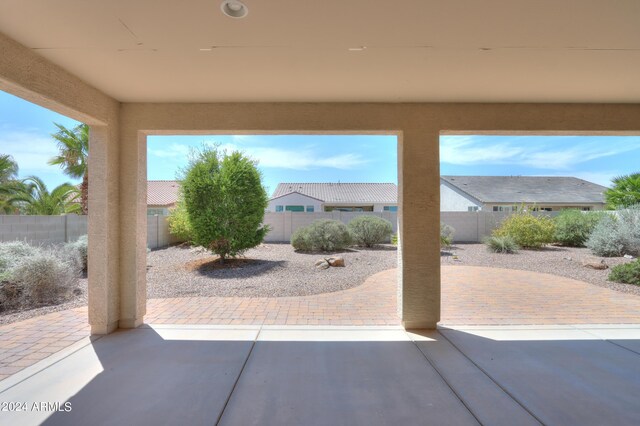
[148,134,397,195]
[2,89,640,191]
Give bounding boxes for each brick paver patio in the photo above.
[2,265,640,381]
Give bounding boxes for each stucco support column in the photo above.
[399,129,440,328]
[118,128,147,328]
[88,124,120,334]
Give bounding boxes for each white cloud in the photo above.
[148,143,191,159]
[234,144,367,170]
[440,135,640,170]
[168,141,370,171]
[0,130,60,175]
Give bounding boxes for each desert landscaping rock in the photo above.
[442,243,640,296]
[581,256,608,270]
[327,257,345,267]
[315,259,330,270]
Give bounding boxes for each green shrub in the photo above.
[609,260,640,286]
[348,215,393,247]
[182,147,269,261]
[291,219,352,252]
[0,241,40,273]
[0,242,79,312]
[586,207,640,257]
[391,233,398,246]
[493,212,555,249]
[586,214,626,257]
[10,249,78,306]
[167,200,193,243]
[618,205,640,256]
[554,210,605,247]
[484,235,520,254]
[65,235,88,271]
[440,223,455,248]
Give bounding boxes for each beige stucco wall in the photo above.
[3,30,640,332]
[0,31,122,334]
[121,102,640,329]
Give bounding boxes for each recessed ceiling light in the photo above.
[221,0,249,19]
[348,46,367,51]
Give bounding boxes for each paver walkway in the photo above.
[2,265,640,381]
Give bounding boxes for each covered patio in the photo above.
[1,1,639,424]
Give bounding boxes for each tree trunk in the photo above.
[81,171,89,215]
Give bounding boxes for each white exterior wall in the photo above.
[267,192,323,212]
[440,181,483,212]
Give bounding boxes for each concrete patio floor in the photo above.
[2,265,640,383]
[1,324,639,426]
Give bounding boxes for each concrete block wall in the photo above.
[0,215,176,249]
[262,211,398,243]
[440,211,560,243]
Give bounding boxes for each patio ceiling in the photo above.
[0,0,639,103]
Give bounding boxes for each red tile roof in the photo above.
[147,180,180,207]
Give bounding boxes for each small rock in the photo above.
[582,256,608,270]
[315,259,330,270]
[563,257,572,261]
[624,254,635,259]
[327,257,345,267]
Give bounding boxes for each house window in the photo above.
[493,206,512,212]
[285,205,304,212]
[383,206,398,212]
[275,205,284,212]
[468,206,479,212]
[306,206,314,212]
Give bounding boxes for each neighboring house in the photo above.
[440,176,607,212]
[147,180,180,215]
[268,183,398,212]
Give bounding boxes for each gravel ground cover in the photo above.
[442,243,640,296]
[147,243,398,298]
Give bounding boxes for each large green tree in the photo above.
[10,176,81,215]
[182,147,269,262]
[605,173,640,209]
[48,123,89,214]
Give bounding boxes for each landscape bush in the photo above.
[291,219,352,252]
[348,216,393,247]
[440,223,455,248]
[167,200,193,243]
[182,147,269,261]
[0,241,79,312]
[554,210,605,247]
[493,212,555,249]
[608,259,640,286]
[484,235,520,254]
[65,235,88,271]
[586,207,640,257]
[10,249,78,306]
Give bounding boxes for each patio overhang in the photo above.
[0,1,639,334]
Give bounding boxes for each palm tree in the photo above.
[48,123,89,214]
[605,173,640,209]
[0,154,22,214]
[9,176,81,215]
